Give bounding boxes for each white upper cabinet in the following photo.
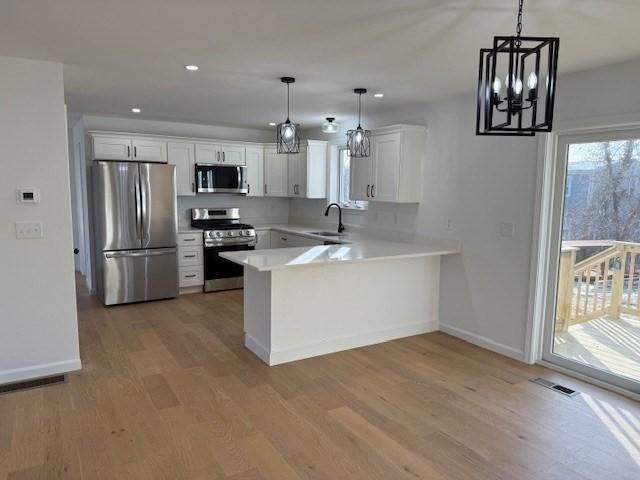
[264,147,288,197]
[195,143,245,165]
[245,147,264,197]
[288,140,327,198]
[92,135,167,162]
[220,145,246,165]
[168,142,196,196]
[131,138,167,163]
[351,125,425,203]
[371,133,401,202]
[195,143,220,163]
[92,135,132,161]
[350,155,374,202]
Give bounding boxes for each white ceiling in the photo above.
[1,0,639,129]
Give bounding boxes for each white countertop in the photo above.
[221,225,459,271]
[177,227,204,234]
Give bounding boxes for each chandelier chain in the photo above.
[515,0,524,46]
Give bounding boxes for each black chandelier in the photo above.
[347,88,371,157]
[277,76,300,153]
[476,0,559,136]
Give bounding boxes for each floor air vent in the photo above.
[530,377,579,397]
[0,375,66,395]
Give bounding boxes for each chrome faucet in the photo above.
[324,203,345,233]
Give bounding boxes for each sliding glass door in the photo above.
[543,128,640,394]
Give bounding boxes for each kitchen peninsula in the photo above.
[221,230,459,365]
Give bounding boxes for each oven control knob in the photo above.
[215,231,222,238]
[244,230,252,236]
[227,231,234,237]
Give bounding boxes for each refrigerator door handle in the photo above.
[105,248,177,259]
[134,171,142,242]
[139,170,148,243]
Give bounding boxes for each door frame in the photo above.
[527,112,640,394]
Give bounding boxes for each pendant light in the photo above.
[321,117,339,134]
[277,76,300,154]
[347,88,371,157]
[476,0,559,136]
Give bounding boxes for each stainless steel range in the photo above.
[190,208,256,292]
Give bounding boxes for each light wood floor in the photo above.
[555,315,640,383]
[1,277,640,479]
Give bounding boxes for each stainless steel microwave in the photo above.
[195,164,248,194]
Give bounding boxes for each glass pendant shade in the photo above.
[321,117,339,134]
[347,88,371,157]
[277,119,300,153]
[476,0,559,136]
[277,77,300,153]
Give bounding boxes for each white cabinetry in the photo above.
[220,145,245,165]
[195,143,219,163]
[264,147,288,197]
[245,147,264,197]
[195,143,246,165]
[178,232,204,291]
[168,142,196,196]
[92,135,132,161]
[131,138,167,163]
[92,135,167,162]
[350,125,425,203]
[288,141,327,198]
[254,230,271,249]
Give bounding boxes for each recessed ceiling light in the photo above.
[268,122,276,126]
[184,65,199,71]
[131,107,141,113]
[374,93,384,98]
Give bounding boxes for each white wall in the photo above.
[291,58,640,361]
[0,56,80,384]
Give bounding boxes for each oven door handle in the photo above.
[205,239,256,248]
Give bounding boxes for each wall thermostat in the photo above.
[17,187,40,204]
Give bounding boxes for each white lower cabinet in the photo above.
[254,230,271,249]
[178,232,203,291]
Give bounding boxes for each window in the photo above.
[337,148,368,210]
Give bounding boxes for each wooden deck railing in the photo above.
[556,241,640,331]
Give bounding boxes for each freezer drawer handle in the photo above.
[105,249,176,259]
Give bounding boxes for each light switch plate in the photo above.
[499,222,514,238]
[15,221,43,239]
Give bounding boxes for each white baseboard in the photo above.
[0,359,82,386]
[247,320,438,366]
[245,335,271,365]
[439,323,525,362]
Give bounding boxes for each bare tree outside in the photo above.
[563,139,640,243]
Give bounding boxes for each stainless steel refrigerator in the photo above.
[93,161,178,305]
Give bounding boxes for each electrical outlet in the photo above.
[15,221,43,239]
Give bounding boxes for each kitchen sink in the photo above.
[310,231,344,237]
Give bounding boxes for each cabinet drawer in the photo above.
[178,246,203,266]
[179,266,203,287]
[178,232,203,246]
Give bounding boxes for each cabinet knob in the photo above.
[366,185,370,197]
[371,185,376,197]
